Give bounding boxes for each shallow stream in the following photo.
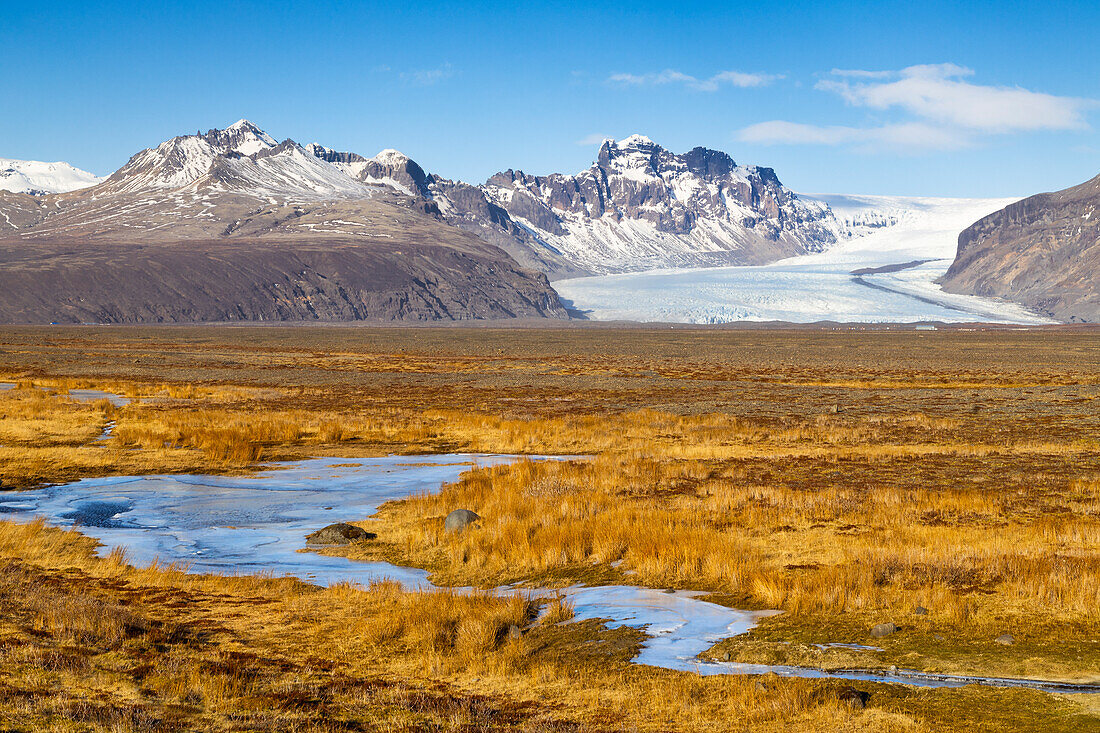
[2,456,1096,694]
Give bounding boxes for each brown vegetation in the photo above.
[0,325,1099,730]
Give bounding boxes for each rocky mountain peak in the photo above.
[680,146,738,179]
[305,144,432,198]
[203,120,278,157]
[304,143,367,165]
[459,134,840,274]
[96,124,372,200]
[596,135,677,178]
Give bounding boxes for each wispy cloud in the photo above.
[738,64,1095,152]
[575,133,613,146]
[608,69,781,92]
[738,120,970,153]
[398,63,455,86]
[827,68,895,79]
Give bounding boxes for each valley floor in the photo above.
[0,325,1098,731]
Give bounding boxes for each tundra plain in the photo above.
[0,324,1098,732]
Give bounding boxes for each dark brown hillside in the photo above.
[939,173,1100,322]
[0,235,565,324]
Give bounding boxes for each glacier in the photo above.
[555,194,1055,325]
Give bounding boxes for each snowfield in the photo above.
[554,194,1055,324]
[0,158,103,194]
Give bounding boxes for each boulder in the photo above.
[305,522,374,546]
[837,686,870,709]
[444,509,481,533]
[995,634,1015,646]
[913,606,929,616]
[870,622,900,638]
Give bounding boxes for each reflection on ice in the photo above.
[0,456,517,587]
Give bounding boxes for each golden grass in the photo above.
[0,519,948,732]
[1,327,1100,729]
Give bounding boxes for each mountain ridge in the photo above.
[0,121,567,324]
[307,130,840,277]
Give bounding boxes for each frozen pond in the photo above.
[3,456,1096,693]
[65,388,132,407]
[0,456,509,586]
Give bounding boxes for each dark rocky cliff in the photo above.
[940,174,1100,322]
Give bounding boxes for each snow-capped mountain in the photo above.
[489,135,839,273]
[305,144,432,198]
[99,119,373,200]
[2,121,842,275]
[0,158,103,195]
[0,120,566,324]
[308,134,841,277]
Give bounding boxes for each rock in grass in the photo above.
[444,509,481,533]
[995,634,1015,646]
[837,686,870,709]
[305,522,374,546]
[870,622,900,638]
[913,606,929,615]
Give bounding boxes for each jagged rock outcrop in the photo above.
[478,136,836,273]
[940,173,1100,322]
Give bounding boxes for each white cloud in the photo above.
[816,63,1090,133]
[608,69,780,92]
[399,63,455,86]
[575,133,613,146]
[738,64,1095,152]
[737,120,971,152]
[827,68,895,79]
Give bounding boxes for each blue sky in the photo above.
[4,0,1098,197]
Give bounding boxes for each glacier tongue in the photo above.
[555,194,1055,325]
